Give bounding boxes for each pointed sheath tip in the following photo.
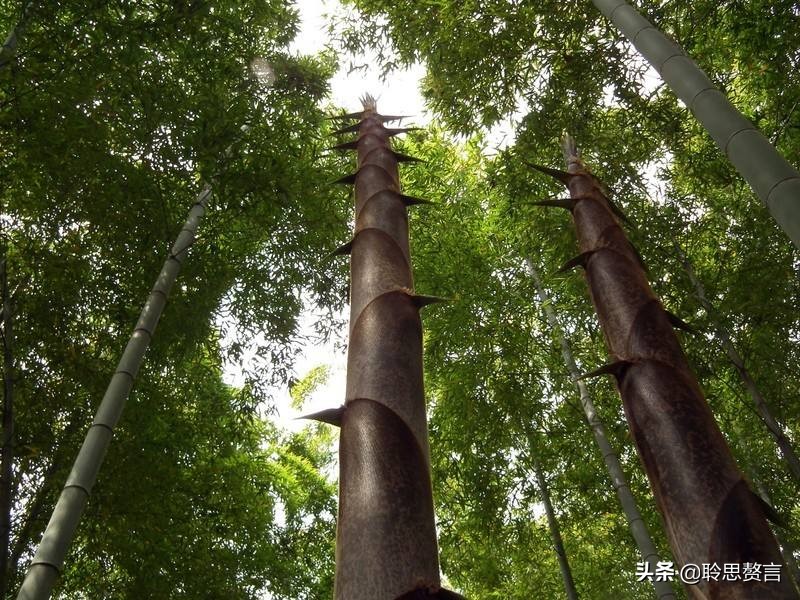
[385,127,423,137]
[375,114,413,123]
[524,161,574,186]
[607,196,631,224]
[395,586,467,600]
[754,491,786,526]
[557,250,595,273]
[665,310,696,334]
[393,151,424,163]
[332,122,361,135]
[410,294,449,309]
[297,406,344,427]
[436,590,467,600]
[326,110,365,121]
[360,93,378,111]
[330,240,353,257]
[578,360,632,382]
[332,172,358,185]
[627,240,649,272]
[327,140,359,152]
[532,198,576,211]
[401,194,433,206]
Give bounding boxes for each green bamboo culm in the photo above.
[592,0,800,249]
[15,182,214,600]
[525,259,676,600]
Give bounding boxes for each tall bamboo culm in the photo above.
[529,135,797,599]
[16,182,214,600]
[319,96,462,600]
[526,259,676,600]
[592,0,800,249]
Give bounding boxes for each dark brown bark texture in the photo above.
[532,138,797,599]
[329,100,462,600]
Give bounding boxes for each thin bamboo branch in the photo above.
[0,1,35,70]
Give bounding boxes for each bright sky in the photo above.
[290,0,429,119]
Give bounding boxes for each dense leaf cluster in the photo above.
[1,1,346,597]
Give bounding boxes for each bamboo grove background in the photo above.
[1,0,799,598]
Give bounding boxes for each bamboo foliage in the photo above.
[675,244,800,485]
[525,258,676,600]
[591,0,800,249]
[320,96,462,600]
[529,134,797,599]
[15,183,214,600]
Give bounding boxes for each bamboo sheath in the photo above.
[526,259,676,600]
[592,0,800,249]
[16,183,214,600]
[531,136,796,599]
[327,99,462,600]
